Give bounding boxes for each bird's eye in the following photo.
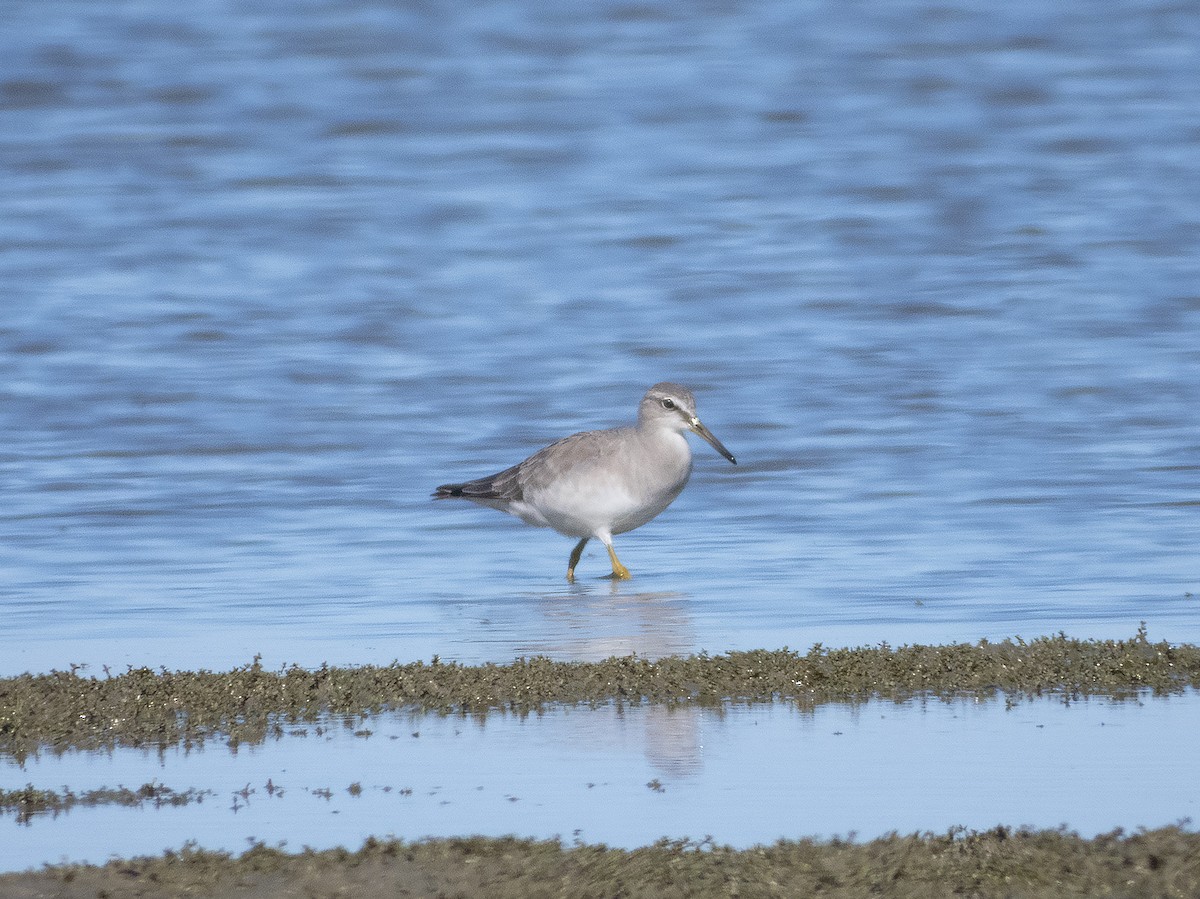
[661,398,676,410]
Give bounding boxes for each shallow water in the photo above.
[2,0,1197,675]
[2,0,1198,871]
[3,694,1198,872]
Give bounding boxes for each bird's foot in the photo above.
[605,543,632,580]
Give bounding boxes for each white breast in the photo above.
[522,428,693,538]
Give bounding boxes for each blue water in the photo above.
[3,0,1199,871]
[3,0,1198,676]
[4,695,1199,870]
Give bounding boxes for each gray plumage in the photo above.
[433,383,736,581]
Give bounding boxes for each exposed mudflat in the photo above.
[4,631,1198,896]
[3,829,1199,898]
[3,630,1196,762]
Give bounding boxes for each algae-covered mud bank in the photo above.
[3,633,1198,893]
[3,829,1200,898]
[3,630,1197,759]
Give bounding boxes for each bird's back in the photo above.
[434,423,691,537]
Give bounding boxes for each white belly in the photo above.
[514,430,693,538]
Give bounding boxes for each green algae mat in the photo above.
[2,830,1199,898]
[3,629,1199,897]
[2,629,1198,760]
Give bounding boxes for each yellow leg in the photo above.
[605,542,632,580]
[566,537,588,582]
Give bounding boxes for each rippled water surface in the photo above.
[3,0,1196,674]
[2,0,1198,870]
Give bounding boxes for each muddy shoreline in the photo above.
[4,630,1198,896]
[3,829,1199,898]
[3,629,1197,762]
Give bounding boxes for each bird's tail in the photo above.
[433,461,521,501]
[432,476,509,500]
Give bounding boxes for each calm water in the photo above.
[4,695,1199,871]
[2,0,1199,869]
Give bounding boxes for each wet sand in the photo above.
[3,829,1199,898]
[3,629,1198,896]
[3,629,1196,761]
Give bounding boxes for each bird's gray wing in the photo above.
[433,430,617,501]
